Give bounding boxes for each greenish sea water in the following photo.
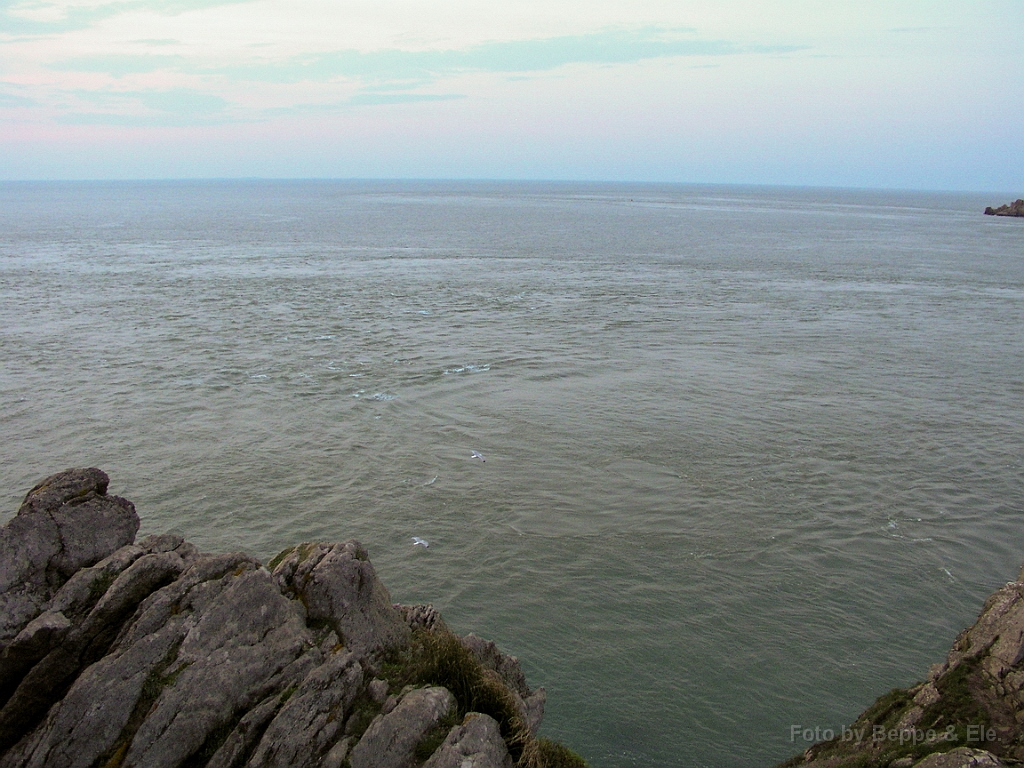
[1,181,1022,766]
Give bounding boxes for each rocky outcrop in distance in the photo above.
[0,469,587,768]
[984,200,1024,217]
[779,563,1024,767]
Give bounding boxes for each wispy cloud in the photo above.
[41,82,466,126]
[0,87,35,106]
[56,110,235,126]
[50,27,807,82]
[256,90,467,120]
[133,87,226,113]
[54,53,186,76]
[0,0,254,34]
[15,25,808,127]
[51,85,230,125]
[1,1,1016,187]
[346,92,465,107]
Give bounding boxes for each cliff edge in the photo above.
[779,563,1024,767]
[0,469,588,768]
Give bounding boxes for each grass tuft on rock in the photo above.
[87,571,119,606]
[266,546,296,570]
[343,693,382,741]
[380,629,589,768]
[928,654,990,731]
[536,738,590,768]
[382,630,530,756]
[413,710,461,761]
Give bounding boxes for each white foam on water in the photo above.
[443,364,491,375]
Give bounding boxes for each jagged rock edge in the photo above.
[0,469,587,768]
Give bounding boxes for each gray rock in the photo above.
[912,682,941,708]
[46,494,138,581]
[422,712,513,768]
[123,566,314,768]
[0,550,185,748]
[0,609,72,699]
[110,552,257,651]
[940,580,1024,682]
[984,199,1024,217]
[911,747,1003,767]
[368,678,389,705]
[8,612,71,660]
[382,693,399,715]
[4,557,313,768]
[273,541,410,656]
[349,686,455,768]
[45,544,147,619]
[15,468,110,518]
[0,540,172,710]
[460,633,545,736]
[87,551,186,635]
[204,693,282,768]
[0,468,138,646]
[135,534,185,554]
[0,471,562,768]
[245,650,363,768]
[459,634,529,699]
[397,604,449,633]
[320,737,354,768]
[8,616,185,768]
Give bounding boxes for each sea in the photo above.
[1,180,1022,767]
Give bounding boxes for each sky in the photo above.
[0,0,1021,189]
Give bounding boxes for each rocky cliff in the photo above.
[984,200,1024,217]
[779,564,1024,767]
[0,469,587,768]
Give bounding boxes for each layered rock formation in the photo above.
[984,200,1024,217]
[779,565,1024,767]
[0,469,583,768]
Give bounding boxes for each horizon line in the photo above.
[0,177,1017,196]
